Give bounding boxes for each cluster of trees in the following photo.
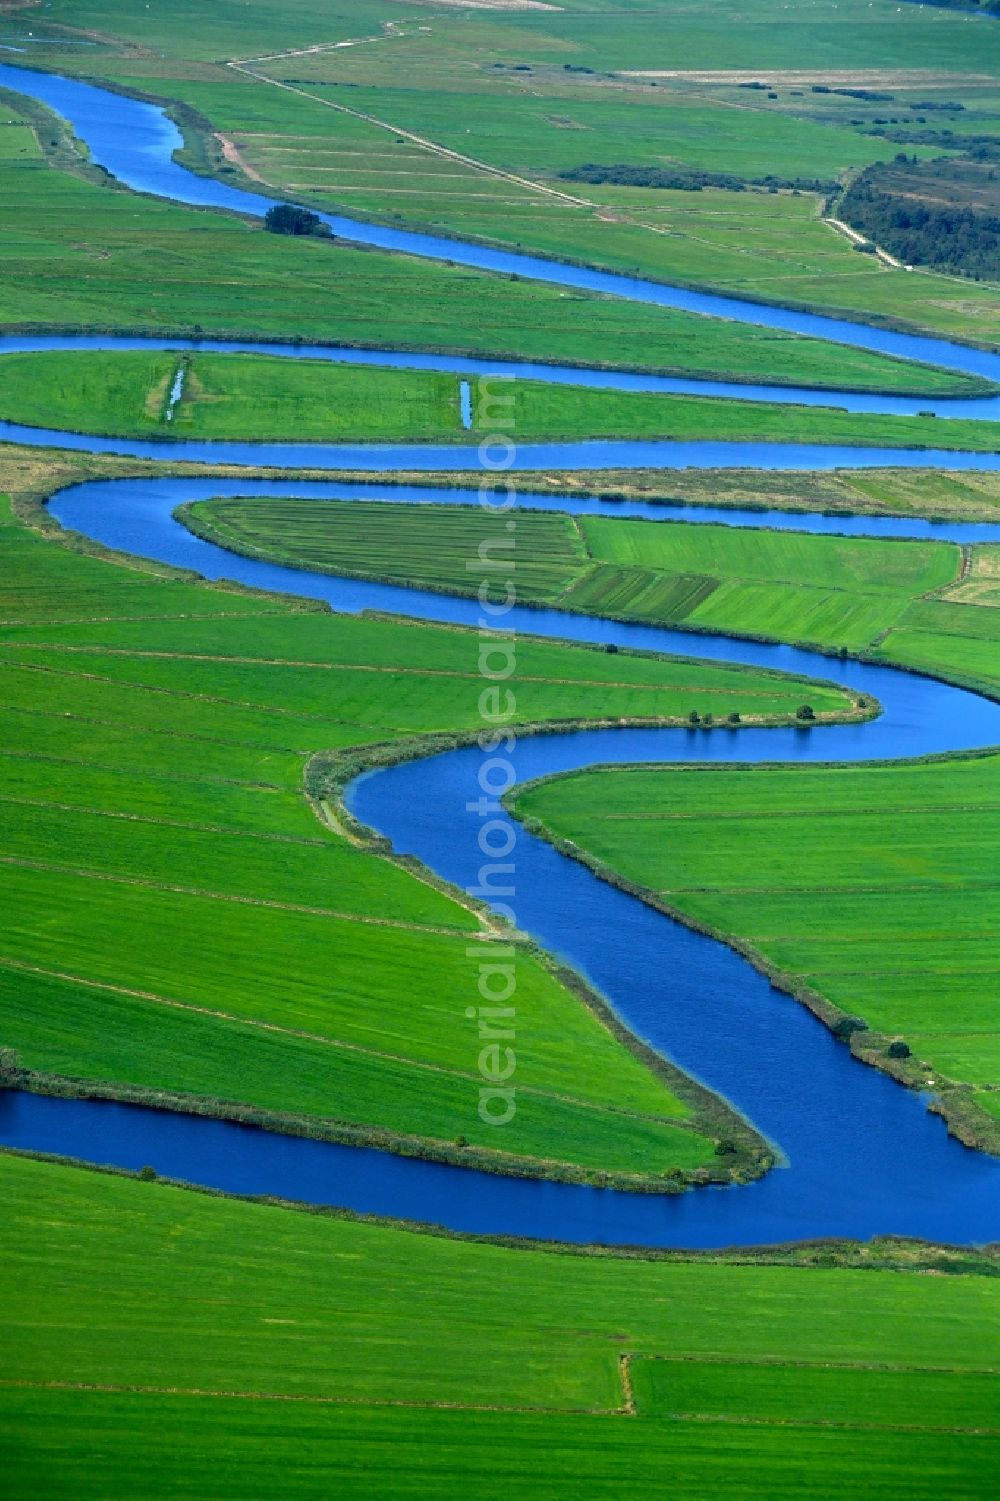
[812,85,895,102]
[263,203,332,238]
[840,163,1000,280]
[868,127,996,149]
[558,163,836,194]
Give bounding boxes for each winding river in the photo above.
[0,64,999,1249]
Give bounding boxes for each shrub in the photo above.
[701,712,714,727]
[604,642,619,654]
[263,203,332,238]
[138,1165,158,1182]
[688,711,700,725]
[887,1039,911,1060]
[727,712,741,725]
[796,704,816,721]
[833,1015,868,1041]
[0,1046,23,1085]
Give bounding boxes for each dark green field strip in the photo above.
[564,568,915,649]
[558,565,721,622]
[0,859,691,1121]
[189,495,587,599]
[0,968,709,1174]
[0,799,479,930]
[5,1388,997,1501]
[631,1358,1000,1432]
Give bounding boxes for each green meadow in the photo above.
[19,0,997,350]
[1,1151,998,1499]
[515,752,1000,1149]
[0,0,997,1492]
[0,449,871,1188]
[183,495,962,652]
[188,491,1000,1145]
[0,95,977,396]
[494,513,1000,1148]
[2,348,997,451]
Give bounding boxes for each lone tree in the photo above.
[796,703,815,721]
[263,203,331,239]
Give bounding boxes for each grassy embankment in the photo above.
[1,1151,998,1499]
[490,467,1000,525]
[32,0,1000,348]
[0,450,876,1190]
[2,348,999,451]
[0,89,981,397]
[185,495,1000,1149]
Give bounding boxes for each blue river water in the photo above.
[2,59,1000,391]
[0,62,999,1248]
[7,472,993,1251]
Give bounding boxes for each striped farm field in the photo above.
[183,495,963,651]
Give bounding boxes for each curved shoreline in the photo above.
[0,62,998,1247]
[6,335,1000,421]
[5,469,991,1248]
[44,65,1000,371]
[2,59,1000,389]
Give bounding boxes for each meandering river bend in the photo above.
[0,63,998,1248]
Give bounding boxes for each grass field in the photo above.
[183,495,962,651]
[504,506,1000,1146]
[15,0,997,350]
[186,490,1000,1144]
[3,348,999,452]
[514,751,1000,1146]
[0,448,876,1189]
[1,0,998,1491]
[0,93,981,397]
[1,1151,998,1498]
